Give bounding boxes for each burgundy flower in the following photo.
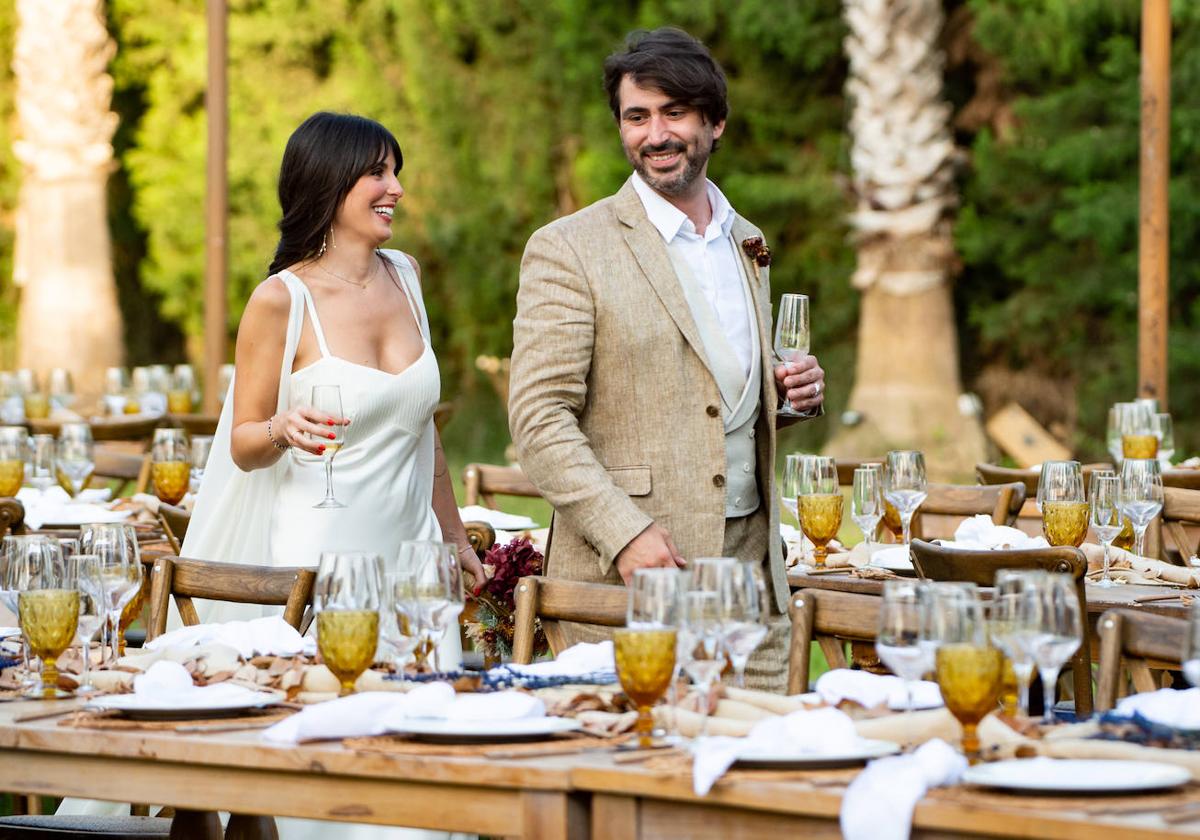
[481,537,544,612]
[741,235,772,268]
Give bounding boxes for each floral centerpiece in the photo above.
[463,537,548,664]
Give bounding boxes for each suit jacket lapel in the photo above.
[614,179,716,380]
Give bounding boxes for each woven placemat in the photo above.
[343,731,620,758]
[58,706,295,732]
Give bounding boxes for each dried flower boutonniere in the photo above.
[740,236,772,281]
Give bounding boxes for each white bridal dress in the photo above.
[60,251,466,839]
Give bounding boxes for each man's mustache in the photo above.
[641,141,687,156]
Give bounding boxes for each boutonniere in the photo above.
[741,236,772,281]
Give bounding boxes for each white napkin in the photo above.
[0,627,20,640]
[816,669,942,711]
[943,515,1048,551]
[261,683,546,744]
[15,486,127,530]
[840,738,965,840]
[503,641,616,678]
[87,660,267,710]
[1113,687,1200,730]
[458,505,538,531]
[691,707,863,795]
[144,616,317,660]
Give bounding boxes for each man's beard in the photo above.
[627,139,709,197]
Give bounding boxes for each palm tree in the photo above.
[827,0,986,478]
[12,0,123,402]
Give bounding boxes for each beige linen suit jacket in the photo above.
[508,177,791,613]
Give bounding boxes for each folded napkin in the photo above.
[840,738,965,840]
[692,707,864,795]
[15,486,128,530]
[1081,544,1200,588]
[942,515,1049,551]
[782,523,846,569]
[504,641,616,678]
[131,492,195,515]
[0,627,19,640]
[841,543,912,571]
[458,505,538,531]
[1113,687,1200,730]
[87,660,268,710]
[262,682,545,743]
[144,616,317,660]
[816,669,942,711]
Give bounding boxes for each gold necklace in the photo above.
[316,255,377,290]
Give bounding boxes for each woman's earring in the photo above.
[329,227,336,250]
[318,231,328,257]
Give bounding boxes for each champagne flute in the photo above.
[311,384,347,509]
[1020,574,1082,725]
[1155,413,1175,468]
[851,466,883,546]
[798,455,842,568]
[884,451,926,547]
[56,423,94,499]
[1089,472,1122,588]
[1106,403,1127,466]
[151,428,191,505]
[990,569,1047,719]
[772,293,810,418]
[28,434,55,492]
[876,580,931,714]
[1038,461,1087,547]
[70,553,105,695]
[932,596,1003,762]
[407,541,463,674]
[314,552,381,695]
[0,437,23,497]
[1119,458,1164,559]
[18,542,77,699]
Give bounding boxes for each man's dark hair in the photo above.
[603,27,729,130]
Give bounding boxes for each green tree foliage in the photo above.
[0,0,17,366]
[957,0,1200,456]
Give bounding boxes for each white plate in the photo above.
[963,758,1191,793]
[385,716,581,743]
[735,739,900,769]
[87,691,280,720]
[868,547,914,572]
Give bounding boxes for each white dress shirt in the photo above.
[631,172,754,377]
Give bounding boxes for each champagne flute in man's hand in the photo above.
[773,294,810,418]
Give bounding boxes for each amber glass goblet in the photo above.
[931,599,1002,763]
[315,552,381,695]
[798,455,841,568]
[614,628,677,748]
[18,545,77,699]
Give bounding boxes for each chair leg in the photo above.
[132,803,151,816]
[169,809,224,840]
[226,814,279,840]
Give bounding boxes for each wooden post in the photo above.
[203,0,228,415]
[1138,0,1170,408]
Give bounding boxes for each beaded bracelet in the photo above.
[266,416,289,451]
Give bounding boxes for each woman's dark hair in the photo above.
[602,28,729,136]
[268,112,403,275]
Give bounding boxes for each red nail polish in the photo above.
[326,420,334,426]
[317,445,326,454]
[328,433,336,439]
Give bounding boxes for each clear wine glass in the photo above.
[70,553,105,695]
[719,560,768,689]
[772,293,810,418]
[56,423,94,500]
[876,579,931,714]
[1018,573,1082,725]
[405,541,463,674]
[1089,472,1122,588]
[376,553,421,676]
[189,435,214,492]
[780,453,806,529]
[311,384,347,509]
[852,466,883,546]
[84,525,142,666]
[48,368,74,410]
[28,434,55,492]
[1118,402,1159,460]
[678,590,724,737]
[990,569,1047,719]
[1119,458,1164,559]
[884,451,927,547]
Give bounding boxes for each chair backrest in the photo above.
[1162,486,1200,562]
[914,482,1027,539]
[835,459,886,487]
[171,414,219,437]
[0,498,25,536]
[462,463,541,509]
[146,555,316,640]
[976,462,1114,496]
[510,575,627,664]
[787,588,882,695]
[1095,608,1186,712]
[93,445,151,496]
[30,415,163,444]
[910,539,1093,716]
[157,503,191,554]
[1163,470,1200,491]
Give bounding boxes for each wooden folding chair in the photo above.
[834,458,885,487]
[913,481,1027,539]
[29,414,162,444]
[510,575,626,664]
[462,462,541,509]
[909,539,1093,716]
[1161,486,1200,564]
[146,556,316,640]
[0,498,25,536]
[1095,608,1186,712]
[169,413,219,437]
[156,503,190,554]
[786,588,883,695]
[93,444,152,497]
[975,462,1114,496]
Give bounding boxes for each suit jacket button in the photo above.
[706,405,720,418]
[713,474,725,488]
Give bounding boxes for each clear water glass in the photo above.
[1119,458,1164,559]
[852,466,883,545]
[876,579,930,713]
[1089,472,1122,589]
[884,450,927,546]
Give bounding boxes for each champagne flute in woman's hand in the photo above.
[311,385,347,509]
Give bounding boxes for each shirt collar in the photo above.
[631,172,735,244]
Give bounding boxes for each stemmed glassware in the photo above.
[931,595,1003,762]
[151,428,191,506]
[798,455,842,568]
[851,466,883,546]
[1118,401,1159,460]
[377,554,421,675]
[189,436,214,492]
[168,365,196,414]
[83,524,143,663]
[616,568,682,748]
[1089,472,1122,588]
[780,453,805,529]
[1016,573,1082,725]
[719,560,768,689]
[48,368,74,410]
[1155,413,1175,468]
[678,590,724,737]
[884,451,927,547]
[56,423,94,499]
[1037,461,1088,547]
[2,535,61,695]
[314,552,381,695]
[311,385,347,509]
[989,569,1047,719]
[875,580,931,714]
[28,434,55,492]
[408,541,464,674]
[17,540,77,698]
[0,436,23,497]
[772,293,810,418]
[70,553,105,695]
[1119,458,1164,559]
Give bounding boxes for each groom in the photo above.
[508,28,825,692]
